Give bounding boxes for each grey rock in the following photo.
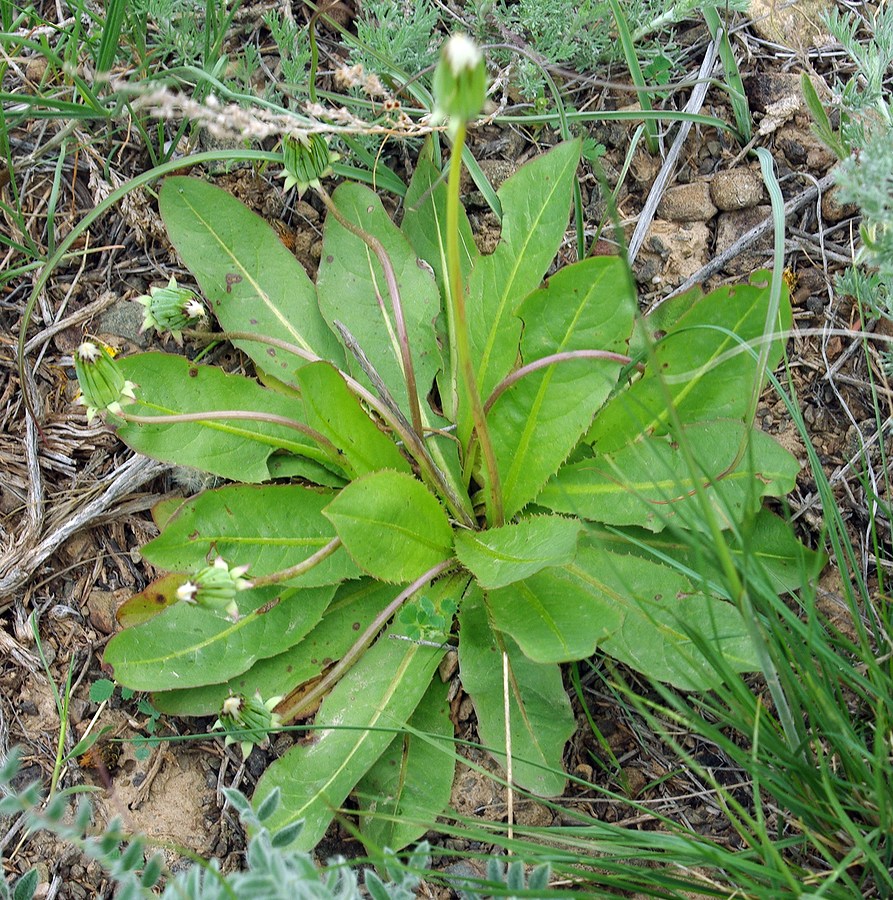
[710,169,764,211]
[656,182,717,222]
[715,205,774,275]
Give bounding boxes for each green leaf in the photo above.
[295,361,410,477]
[151,579,396,716]
[158,177,343,381]
[254,622,445,850]
[571,546,759,690]
[266,453,348,488]
[357,677,454,852]
[116,353,333,483]
[585,509,826,597]
[142,484,361,587]
[539,420,799,532]
[316,181,443,420]
[152,496,187,531]
[455,515,582,589]
[115,574,183,628]
[402,148,479,305]
[104,584,335,692]
[89,679,116,703]
[323,471,453,582]
[466,140,581,411]
[12,869,38,900]
[485,256,636,517]
[800,73,847,159]
[458,588,574,796]
[588,272,792,453]
[627,285,703,358]
[484,544,623,662]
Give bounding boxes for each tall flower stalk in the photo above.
[435,35,504,525]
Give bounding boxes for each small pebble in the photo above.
[710,169,764,211]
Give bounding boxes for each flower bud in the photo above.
[135,276,206,345]
[212,692,283,758]
[176,557,251,621]
[432,34,487,136]
[74,341,137,424]
[281,134,339,196]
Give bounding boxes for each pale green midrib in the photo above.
[181,194,315,354]
[610,298,764,438]
[329,512,450,554]
[475,156,576,390]
[284,644,434,824]
[502,277,605,506]
[552,466,775,496]
[512,580,568,650]
[118,608,262,667]
[127,399,326,461]
[170,534,330,548]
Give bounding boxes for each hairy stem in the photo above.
[274,558,456,722]
[446,122,503,525]
[249,537,342,588]
[483,349,636,414]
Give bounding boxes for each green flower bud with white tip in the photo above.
[432,33,487,137]
[176,557,251,621]
[212,692,284,758]
[74,341,137,424]
[281,133,339,196]
[135,276,206,344]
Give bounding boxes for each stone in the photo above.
[656,182,717,222]
[98,297,149,347]
[821,184,859,223]
[85,589,129,635]
[714,205,774,275]
[775,125,837,173]
[748,0,833,48]
[710,169,764,210]
[635,220,711,287]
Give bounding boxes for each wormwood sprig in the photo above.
[74,34,819,858]
[0,748,428,899]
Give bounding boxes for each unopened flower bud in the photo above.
[74,341,137,423]
[135,277,206,344]
[281,134,339,196]
[176,557,251,620]
[432,34,487,137]
[212,692,283,758]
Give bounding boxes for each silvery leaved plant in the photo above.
[0,749,427,899]
[80,36,820,852]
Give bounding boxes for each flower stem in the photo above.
[274,559,456,722]
[120,409,349,474]
[483,349,637,413]
[446,122,503,525]
[249,537,342,588]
